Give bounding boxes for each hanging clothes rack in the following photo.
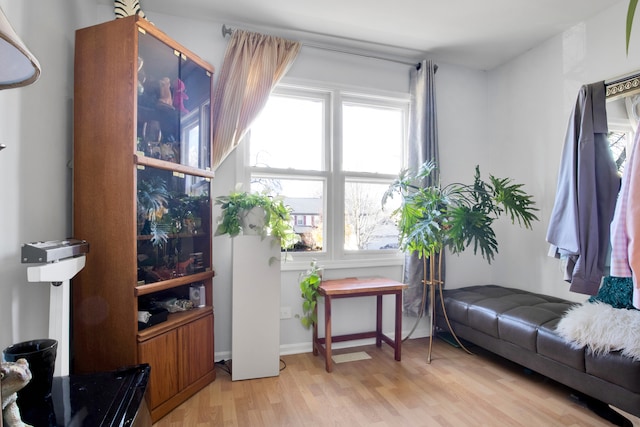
[605,71,640,99]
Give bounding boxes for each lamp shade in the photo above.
[0,6,40,89]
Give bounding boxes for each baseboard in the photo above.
[215,325,431,362]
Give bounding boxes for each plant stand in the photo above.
[231,235,281,380]
[426,252,473,363]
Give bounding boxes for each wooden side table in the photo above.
[312,277,407,372]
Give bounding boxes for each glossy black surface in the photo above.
[17,364,151,427]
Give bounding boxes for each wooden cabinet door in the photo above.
[179,313,214,389]
[138,330,179,408]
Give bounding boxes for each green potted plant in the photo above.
[382,160,538,361]
[214,186,298,252]
[298,259,323,329]
[137,176,170,246]
[383,160,538,263]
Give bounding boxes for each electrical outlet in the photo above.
[280,306,292,319]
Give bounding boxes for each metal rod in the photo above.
[221,24,425,69]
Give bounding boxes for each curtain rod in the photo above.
[221,24,428,70]
[605,71,640,99]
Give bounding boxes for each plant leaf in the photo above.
[489,175,539,229]
[628,0,638,55]
[446,205,498,263]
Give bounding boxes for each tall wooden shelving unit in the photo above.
[72,16,216,422]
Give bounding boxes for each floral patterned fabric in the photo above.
[588,276,637,309]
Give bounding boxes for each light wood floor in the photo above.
[153,337,640,426]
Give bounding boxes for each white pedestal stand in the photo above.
[231,236,281,381]
[26,256,86,377]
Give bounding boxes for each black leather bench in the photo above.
[435,285,640,418]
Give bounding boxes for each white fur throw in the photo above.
[555,302,640,361]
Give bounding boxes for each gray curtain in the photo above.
[403,59,439,317]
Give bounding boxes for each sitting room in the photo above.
[1,0,640,426]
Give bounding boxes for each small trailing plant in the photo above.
[298,259,323,329]
[214,186,298,252]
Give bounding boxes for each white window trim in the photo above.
[236,77,410,269]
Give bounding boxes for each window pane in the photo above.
[342,103,403,174]
[250,95,324,170]
[608,130,628,174]
[344,181,399,251]
[251,178,324,252]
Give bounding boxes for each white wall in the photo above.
[0,0,96,354]
[2,0,639,362]
[474,1,640,303]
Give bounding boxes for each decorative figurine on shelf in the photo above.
[114,0,147,20]
[159,141,177,162]
[142,120,162,158]
[175,255,194,276]
[139,77,180,163]
[157,77,173,108]
[1,359,32,427]
[172,78,189,114]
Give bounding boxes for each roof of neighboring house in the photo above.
[284,197,322,216]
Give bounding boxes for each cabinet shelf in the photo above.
[135,270,215,296]
[137,306,213,343]
[134,153,215,179]
[137,232,210,241]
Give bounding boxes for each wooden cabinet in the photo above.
[137,313,213,419]
[179,314,215,388]
[72,15,215,422]
[139,330,179,408]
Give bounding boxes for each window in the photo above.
[246,83,408,261]
[608,130,629,174]
[606,95,637,175]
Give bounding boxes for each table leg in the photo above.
[376,295,383,347]
[324,295,333,372]
[394,290,402,361]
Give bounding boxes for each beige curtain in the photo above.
[211,30,301,170]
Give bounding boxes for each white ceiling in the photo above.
[136,0,623,70]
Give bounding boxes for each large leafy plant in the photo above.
[382,160,538,263]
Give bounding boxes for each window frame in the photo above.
[238,79,410,269]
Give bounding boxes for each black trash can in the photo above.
[3,339,57,405]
